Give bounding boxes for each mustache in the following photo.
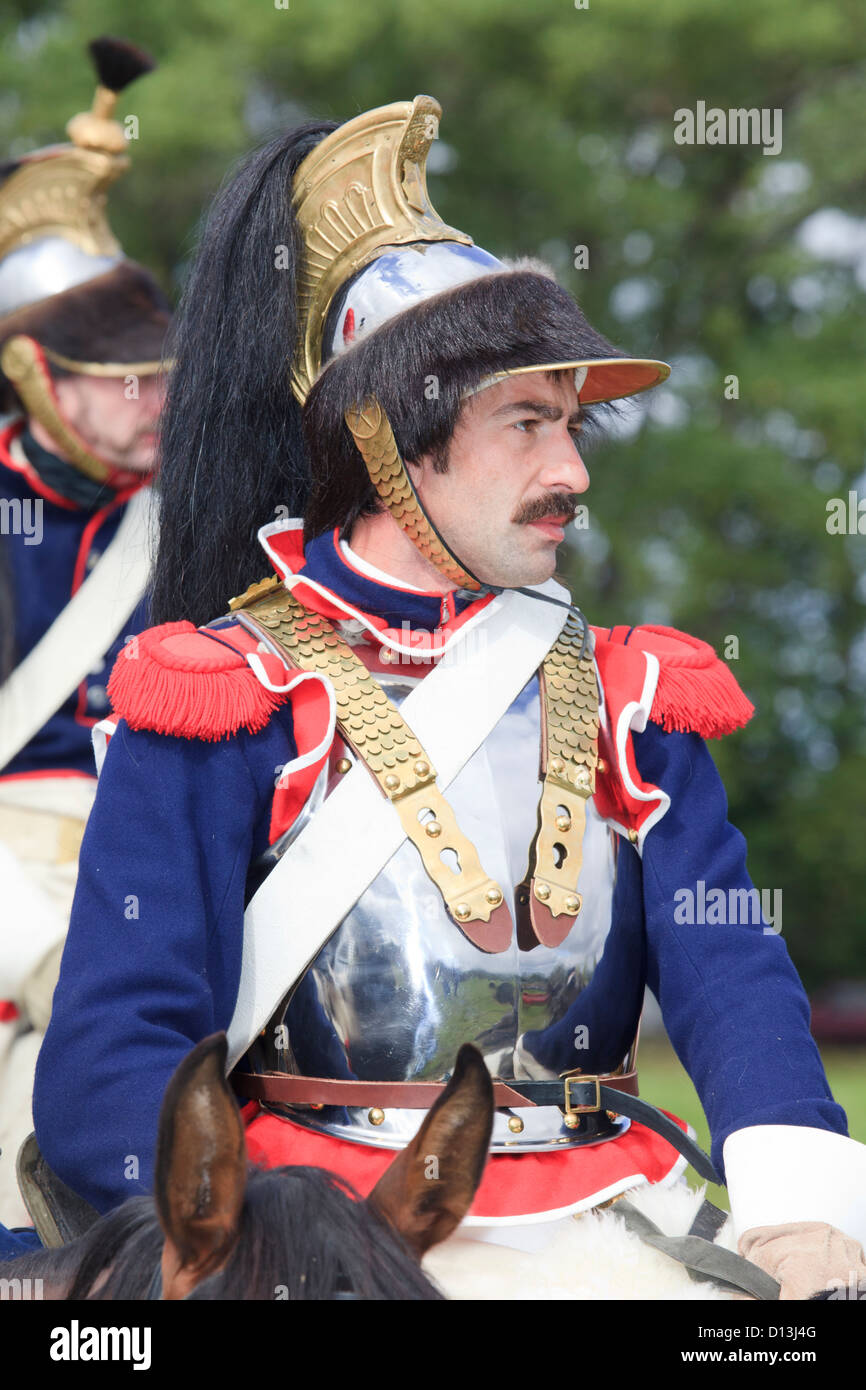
[512,492,581,526]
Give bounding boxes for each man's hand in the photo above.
[739,1221,866,1300]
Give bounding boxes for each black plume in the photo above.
[88,37,155,92]
[151,120,338,627]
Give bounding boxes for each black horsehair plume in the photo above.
[88,37,155,92]
[151,121,339,628]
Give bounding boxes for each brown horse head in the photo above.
[154,1034,494,1299]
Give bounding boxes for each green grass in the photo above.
[638,1035,866,1212]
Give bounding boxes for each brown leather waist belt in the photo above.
[233,1069,639,1111]
[233,1068,722,1185]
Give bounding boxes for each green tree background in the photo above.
[2,0,864,990]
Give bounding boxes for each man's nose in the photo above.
[538,432,590,494]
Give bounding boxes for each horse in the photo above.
[0,1034,494,1300]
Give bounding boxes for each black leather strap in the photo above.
[688,1195,730,1242]
[508,1080,721,1184]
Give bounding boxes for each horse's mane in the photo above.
[1,1167,443,1301]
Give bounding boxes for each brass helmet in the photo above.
[289,96,670,590]
[0,37,170,484]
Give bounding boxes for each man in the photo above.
[0,38,169,1224]
[29,96,866,1293]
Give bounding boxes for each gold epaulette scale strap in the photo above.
[238,587,512,953]
[519,610,601,948]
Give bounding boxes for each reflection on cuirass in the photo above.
[249,670,644,1151]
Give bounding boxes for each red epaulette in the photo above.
[107,621,288,742]
[592,623,754,739]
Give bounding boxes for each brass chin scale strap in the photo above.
[0,336,113,483]
[344,399,482,591]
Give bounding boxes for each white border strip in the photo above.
[92,718,118,776]
[460,1149,688,1229]
[244,660,336,778]
[604,650,670,855]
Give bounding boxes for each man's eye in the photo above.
[514,419,537,432]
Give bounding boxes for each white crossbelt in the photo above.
[228,579,571,1068]
[0,485,154,773]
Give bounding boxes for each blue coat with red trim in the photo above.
[33,528,846,1215]
[0,421,150,780]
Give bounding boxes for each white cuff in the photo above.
[724,1124,866,1248]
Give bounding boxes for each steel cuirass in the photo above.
[245,658,643,1154]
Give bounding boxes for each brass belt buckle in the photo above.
[562,1072,601,1117]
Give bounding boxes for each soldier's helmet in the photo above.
[0,36,171,484]
[289,97,670,590]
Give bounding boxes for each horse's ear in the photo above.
[154,1033,247,1299]
[368,1044,493,1257]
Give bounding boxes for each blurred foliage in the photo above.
[1,0,864,985]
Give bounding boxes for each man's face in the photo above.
[53,372,164,473]
[407,369,590,587]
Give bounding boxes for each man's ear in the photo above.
[367,1044,493,1257]
[154,1033,247,1300]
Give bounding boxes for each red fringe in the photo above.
[107,617,754,746]
[107,621,285,742]
[651,659,755,738]
[634,625,755,738]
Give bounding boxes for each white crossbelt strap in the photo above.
[0,485,154,772]
[228,580,571,1068]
